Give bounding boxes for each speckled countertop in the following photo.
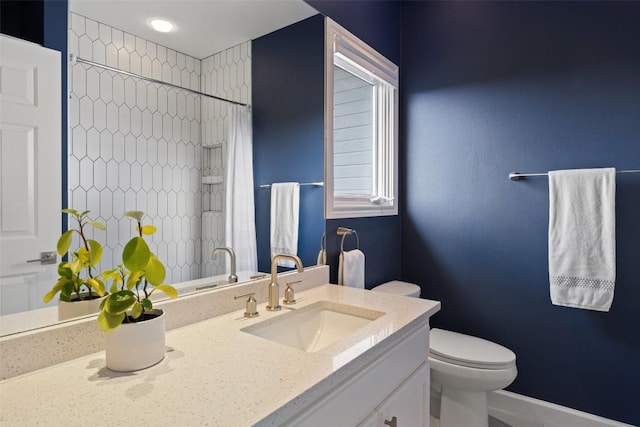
[0,284,440,426]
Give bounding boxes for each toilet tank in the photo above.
[372,281,421,298]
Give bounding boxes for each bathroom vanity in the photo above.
[0,282,440,426]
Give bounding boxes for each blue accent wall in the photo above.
[43,0,68,233]
[0,1,44,43]
[252,15,325,272]
[401,2,640,424]
[306,0,403,286]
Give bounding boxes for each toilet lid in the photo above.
[372,281,421,297]
[429,329,516,369]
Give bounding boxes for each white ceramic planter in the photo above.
[58,292,106,321]
[104,309,166,372]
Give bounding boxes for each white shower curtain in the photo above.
[225,104,257,271]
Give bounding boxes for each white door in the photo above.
[0,35,61,316]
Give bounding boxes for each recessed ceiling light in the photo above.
[149,19,174,33]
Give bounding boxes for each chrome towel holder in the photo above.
[337,227,360,252]
[259,181,324,188]
[509,170,640,181]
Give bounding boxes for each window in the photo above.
[325,18,398,219]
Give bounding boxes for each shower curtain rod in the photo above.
[509,170,640,180]
[69,54,249,107]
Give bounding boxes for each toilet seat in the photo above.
[430,328,516,370]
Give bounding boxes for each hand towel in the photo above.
[317,233,326,265]
[548,168,616,311]
[338,249,365,288]
[270,182,300,268]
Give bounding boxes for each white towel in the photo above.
[338,249,365,288]
[270,182,300,268]
[548,168,616,311]
[317,249,326,266]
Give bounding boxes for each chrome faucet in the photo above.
[212,247,238,283]
[267,254,303,311]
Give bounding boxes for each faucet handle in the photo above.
[234,292,259,318]
[283,280,302,305]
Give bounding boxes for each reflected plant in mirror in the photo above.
[43,209,107,320]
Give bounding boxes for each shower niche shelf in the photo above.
[202,142,224,213]
[202,175,223,185]
[203,143,223,149]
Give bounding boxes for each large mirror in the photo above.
[0,0,326,336]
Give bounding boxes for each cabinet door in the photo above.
[357,412,380,427]
[376,363,430,427]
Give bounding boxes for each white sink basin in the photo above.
[241,301,385,352]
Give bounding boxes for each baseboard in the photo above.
[487,390,634,427]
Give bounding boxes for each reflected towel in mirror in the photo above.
[270,182,300,268]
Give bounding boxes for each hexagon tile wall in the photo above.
[68,13,252,283]
[200,41,251,277]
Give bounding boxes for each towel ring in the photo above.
[320,232,326,251]
[337,227,359,252]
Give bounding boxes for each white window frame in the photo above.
[325,18,399,219]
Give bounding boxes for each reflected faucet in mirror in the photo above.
[267,254,304,311]
[212,247,238,284]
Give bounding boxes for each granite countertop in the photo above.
[0,284,440,426]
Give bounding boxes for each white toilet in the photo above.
[371,281,517,427]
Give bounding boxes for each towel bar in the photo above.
[509,170,640,181]
[260,182,324,188]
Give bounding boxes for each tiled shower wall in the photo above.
[68,13,252,282]
[68,13,202,282]
[200,42,251,277]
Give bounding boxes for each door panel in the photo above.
[0,35,61,317]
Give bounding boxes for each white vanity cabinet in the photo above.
[359,363,430,427]
[281,321,431,427]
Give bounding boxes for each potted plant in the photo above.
[43,209,107,321]
[97,211,178,372]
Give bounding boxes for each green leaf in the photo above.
[58,263,73,279]
[104,291,136,315]
[77,246,90,264]
[68,258,83,274]
[122,237,150,272]
[139,225,156,235]
[145,255,166,285]
[60,281,74,301]
[86,278,106,297]
[123,211,144,221]
[87,239,103,266]
[131,301,143,319]
[87,220,106,231]
[42,278,71,303]
[109,281,119,294]
[101,267,121,282]
[56,230,74,256]
[154,284,178,299]
[79,210,90,218]
[97,310,125,331]
[125,270,143,290]
[141,298,153,310]
[61,208,79,218]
